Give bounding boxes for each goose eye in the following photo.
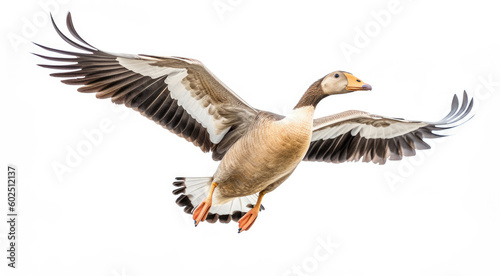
[334,74,339,78]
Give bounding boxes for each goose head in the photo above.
[295,71,371,109]
[321,71,372,95]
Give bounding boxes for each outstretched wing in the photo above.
[304,92,473,165]
[34,13,257,160]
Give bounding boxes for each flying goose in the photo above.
[35,13,473,233]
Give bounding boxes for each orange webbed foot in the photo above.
[192,182,217,227]
[238,207,259,233]
[238,191,266,233]
[193,200,212,226]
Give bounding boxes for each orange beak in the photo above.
[344,72,372,91]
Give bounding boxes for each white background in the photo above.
[1,0,500,275]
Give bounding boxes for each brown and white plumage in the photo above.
[35,13,473,232]
[35,13,256,160]
[305,92,473,164]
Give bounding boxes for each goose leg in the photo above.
[193,182,218,227]
[238,191,266,233]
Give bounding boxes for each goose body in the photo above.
[213,107,314,205]
[36,13,473,232]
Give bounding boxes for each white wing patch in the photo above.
[117,57,231,144]
[117,56,179,78]
[165,70,231,144]
[312,121,427,141]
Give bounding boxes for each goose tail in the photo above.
[172,177,264,224]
